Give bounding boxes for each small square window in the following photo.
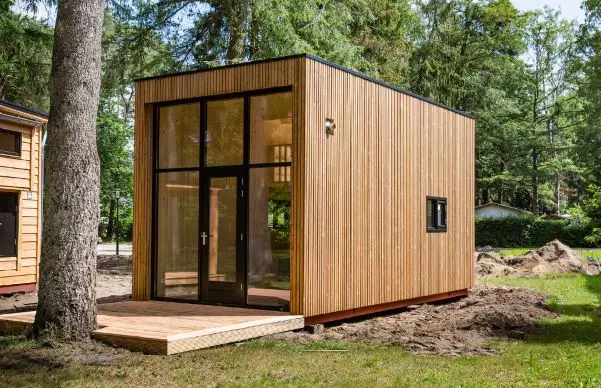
[0,129,21,157]
[427,197,447,232]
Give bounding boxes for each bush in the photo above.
[476,217,593,248]
[584,228,601,248]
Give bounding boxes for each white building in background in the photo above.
[475,202,530,219]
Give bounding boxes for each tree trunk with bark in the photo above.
[531,149,539,216]
[225,0,250,63]
[34,0,105,340]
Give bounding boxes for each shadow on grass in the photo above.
[0,335,31,350]
[526,312,601,345]
[0,335,125,386]
[585,274,601,304]
[526,276,601,346]
[0,338,79,386]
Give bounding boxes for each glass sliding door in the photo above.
[247,92,292,309]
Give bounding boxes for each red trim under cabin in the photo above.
[304,289,468,325]
[0,283,36,295]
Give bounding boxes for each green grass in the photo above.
[499,248,601,260]
[2,275,601,387]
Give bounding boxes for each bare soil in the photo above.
[268,285,556,356]
[0,251,562,357]
[476,240,601,278]
[0,339,129,371]
[0,255,132,313]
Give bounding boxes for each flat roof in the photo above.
[0,99,48,119]
[134,53,475,120]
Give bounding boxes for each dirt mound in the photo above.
[268,285,555,356]
[476,240,600,277]
[476,252,516,277]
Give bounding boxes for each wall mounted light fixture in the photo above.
[325,118,336,137]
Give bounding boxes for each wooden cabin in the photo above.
[0,100,46,294]
[133,54,475,324]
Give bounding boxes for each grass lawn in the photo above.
[499,248,601,259]
[2,275,601,387]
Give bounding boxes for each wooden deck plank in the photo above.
[0,301,304,355]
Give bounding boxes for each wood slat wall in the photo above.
[133,57,306,313]
[133,55,475,318]
[0,117,43,288]
[301,58,475,317]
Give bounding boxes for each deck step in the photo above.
[0,301,304,355]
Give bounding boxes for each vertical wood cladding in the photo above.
[133,55,475,318]
[301,58,474,317]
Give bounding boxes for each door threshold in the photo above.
[150,296,290,313]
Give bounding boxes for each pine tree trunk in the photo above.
[225,0,250,62]
[532,149,539,216]
[555,173,561,215]
[33,0,105,340]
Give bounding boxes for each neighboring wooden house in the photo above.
[133,54,475,324]
[475,202,528,219]
[0,100,46,294]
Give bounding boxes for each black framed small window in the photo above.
[0,129,21,157]
[427,197,447,232]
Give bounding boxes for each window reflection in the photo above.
[247,168,291,309]
[206,98,244,166]
[208,177,238,283]
[156,172,199,299]
[250,92,292,164]
[158,103,200,169]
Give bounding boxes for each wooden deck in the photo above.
[0,301,304,355]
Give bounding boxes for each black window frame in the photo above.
[0,128,22,157]
[426,196,447,233]
[150,86,294,310]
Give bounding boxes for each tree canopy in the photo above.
[5,0,601,236]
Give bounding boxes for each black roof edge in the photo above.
[0,99,48,119]
[133,53,306,82]
[135,53,475,120]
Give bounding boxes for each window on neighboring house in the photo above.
[0,129,21,157]
[427,197,447,232]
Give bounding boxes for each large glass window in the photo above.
[207,177,238,283]
[206,98,244,166]
[158,103,200,169]
[153,89,292,308]
[247,168,291,308]
[156,172,199,299]
[250,92,292,164]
